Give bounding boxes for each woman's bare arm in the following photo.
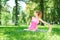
[39,18,50,25]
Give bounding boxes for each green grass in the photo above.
[0,25,60,40]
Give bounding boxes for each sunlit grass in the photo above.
[0,25,60,40]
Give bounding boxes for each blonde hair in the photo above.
[35,10,42,18]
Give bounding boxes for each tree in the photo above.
[40,0,44,25]
[15,0,19,25]
[0,0,2,25]
[54,0,60,24]
[40,0,44,19]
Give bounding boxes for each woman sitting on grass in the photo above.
[24,10,52,32]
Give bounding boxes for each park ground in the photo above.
[0,24,60,40]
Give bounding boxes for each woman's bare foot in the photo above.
[48,25,52,32]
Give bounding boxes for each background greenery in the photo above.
[0,0,60,40]
[0,0,60,25]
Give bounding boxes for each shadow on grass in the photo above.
[0,27,47,40]
[0,27,60,40]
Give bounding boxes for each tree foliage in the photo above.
[0,0,60,25]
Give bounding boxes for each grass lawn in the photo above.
[0,25,60,40]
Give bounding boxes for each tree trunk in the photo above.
[0,0,2,25]
[15,0,19,25]
[40,0,44,19]
[40,0,44,25]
